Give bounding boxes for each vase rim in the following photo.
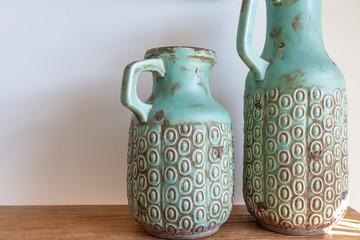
[145,46,217,62]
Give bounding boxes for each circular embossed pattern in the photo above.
[127,122,234,234]
[292,125,305,141]
[179,177,193,195]
[266,175,277,190]
[166,187,178,204]
[278,132,290,145]
[147,150,159,167]
[267,104,278,119]
[194,170,205,188]
[193,130,206,147]
[254,108,263,122]
[178,139,191,156]
[253,126,262,141]
[278,150,290,165]
[147,187,160,204]
[279,186,292,202]
[266,122,277,137]
[280,95,292,109]
[210,127,221,144]
[148,131,160,147]
[279,114,291,130]
[192,150,204,168]
[178,158,191,175]
[293,179,305,195]
[165,167,177,184]
[278,168,291,183]
[293,197,305,213]
[179,124,192,136]
[292,143,305,160]
[268,89,279,101]
[242,88,348,232]
[266,156,276,172]
[194,207,206,223]
[253,142,262,158]
[267,193,277,208]
[266,139,276,154]
[164,128,177,145]
[279,204,291,219]
[253,161,262,175]
[311,104,323,120]
[294,89,306,103]
[293,106,306,121]
[311,89,323,102]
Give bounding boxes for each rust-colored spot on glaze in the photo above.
[292,13,303,32]
[256,202,267,211]
[197,81,208,94]
[170,83,181,95]
[154,110,164,121]
[269,27,282,39]
[308,150,323,162]
[241,0,248,13]
[190,104,203,108]
[180,66,188,72]
[195,68,199,75]
[148,94,155,103]
[278,42,285,49]
[292,0,300,4]
[280,69,305,85]
[137,199,146,211]
[187,55,214,63]
[255,101,262,109]
[212,147,222,159]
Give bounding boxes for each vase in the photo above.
[121,46,234,239]
[237,0,348,235]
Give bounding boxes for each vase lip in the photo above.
[145,46,217,63]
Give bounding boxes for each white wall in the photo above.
[0,0,359,211]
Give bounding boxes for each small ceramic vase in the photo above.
[121,46,234,239]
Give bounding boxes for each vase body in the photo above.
[238,0,348,235]
[121,47,234,239]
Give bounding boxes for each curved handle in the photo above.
[121,58,165,122]
[237,0,270,81]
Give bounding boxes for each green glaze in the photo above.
[237,0,348,236]
[121,47,234,239]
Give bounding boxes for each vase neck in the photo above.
[262,0,325,59]
[145,47,216,99]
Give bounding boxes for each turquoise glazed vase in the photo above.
[121,47,234,239]
[237,0,348,236]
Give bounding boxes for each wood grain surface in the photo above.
[0,205,359,240]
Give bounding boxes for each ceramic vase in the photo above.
[237,0,348,235]
[121,47,234,239]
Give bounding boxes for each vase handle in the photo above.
[121,58,166,122]
[237,0,270,81]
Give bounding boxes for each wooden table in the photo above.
[0,205,359,239]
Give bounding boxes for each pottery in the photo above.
[121,47,234,239]
[237,0,348,235]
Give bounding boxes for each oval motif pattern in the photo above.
[243,88,348,233]
[126,122,234,236]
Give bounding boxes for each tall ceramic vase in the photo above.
[121,47,234,239]
[237,0,348,235]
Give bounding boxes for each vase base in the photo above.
[143,225,220,239]
[256,219,332,236]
